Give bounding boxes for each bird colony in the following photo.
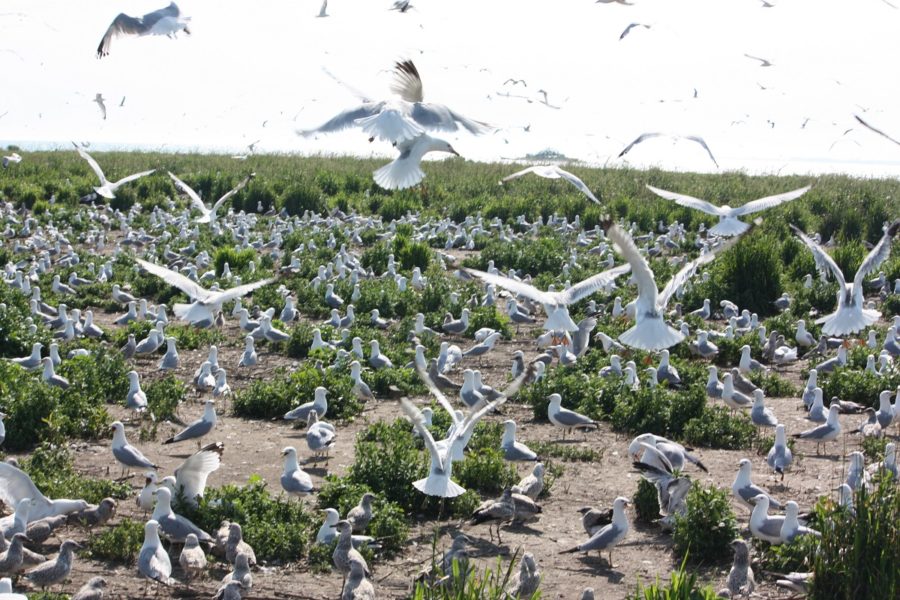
[0,2,899,600]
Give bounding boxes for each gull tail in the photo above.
[559,545,581,554]
[816,307,880,337]
[413,476,466,498]
[173,303,193,319]
[618,318,684,351]
[708,218,750,237]
[373,156,425,191]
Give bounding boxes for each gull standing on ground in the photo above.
[547,393,598,437]
[793,404,842,454]
[725,539,755,598]
[110,421,157,474]
[560,497,630,567]
[766,424,793,479]
[732,458,782,510]
[138,520,173,588]
[749,494,787,544]
[501,420,537,461]
[306,410,336,459]
[284,386,328,421]
[647,184,810,237]
[168,172,253,226]
[73,144,154,199]
[781,501,821,542]
[24,539,81,591]
[500,165,601,204]
[750,390,778,431]
[280,447,314,497]
[179,533,207,583]
[164,400,216,445]
[151,487,213,543]
[511,463,544,500]
[96,2,191,58]
[135,258,275,327]
[604,220,740,349]
[790,220,898,335]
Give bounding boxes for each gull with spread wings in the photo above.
[135,258,275,327]
[500,165,601,204]
[646,184,811,237]
[619,133,719,168]
[74,143,154,199]
[790,220,899,336]
[603,220,745,350]
[168,172,254,225]
[96,2,191,58]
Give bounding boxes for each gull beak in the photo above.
[449,146,460,157]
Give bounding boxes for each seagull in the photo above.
[110,421,158,474]
[1,153,21,168]
[781,501,821,542]
[726,539,755,598]
[749,494,787,544]
[744,53,774,67]
[138,520,174,587]
[373,132,459,190]
[135,258,275,327]
[298,59,492,146]
[854,114,900,147]
[619,22,650,40]
[603,220,740,350]
[560,497,630,567]
[732,458,782,510]
[0,463,87,524]
[284,386,328,421]
[511,463,544,500]
[167,442,224,507]
[164,400,216,445]
[168,172,253,225]
[646,184,810,237]
[547,393,598,437]
[628,434,707,473]
[500,165,600,204]
[790,221,898,336]
[96,2,191,58]
[619,133,719,168]
[766,424,793,479]
[94,94,107,120]
[317,0,328,17]
[280,447,314,497]
[151,487,213,543]
[73,144,155,199]
[501,420,537,461]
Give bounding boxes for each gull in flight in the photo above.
[73,143,154,199]
[298,59,493,146]
[500,165,601,204]
[372,133,459,190]
[790,220,898,336]
[463,263,630,333]
[744,53,773,67]
[854,114,900,147]
[603,220,743,350]
[646,183,810,237]
[2,152,21,168]
[168,171,253,225]
[96,2,191,58]
[317,0,328,17]
[94,94,107,120]
[618,133,719,168]
[619,23,650,40]
[135,258,275,326]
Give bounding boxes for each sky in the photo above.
[2,0,900,177]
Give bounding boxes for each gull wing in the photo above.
[618,132,662,158]
[854,114,900,147]
[682,135,718,168]
[557,263,632,305]
[658,232,744,308]
[208,173,254,221]
[296,102,386,137]
[789,226,847,290]
[500,165,543,184]
[852,220,899,291]
[135,258,208,301]
[456,392,509,443]
[74,144,108,186]
[604,221,659,309]
[731,185,811,216]
[409,103,494,135]
[112,169,155,188]
[97,13,147,58]
[401,398,445,471]
[390,60,424,103]
[646,184,727,216]
[501,166,600,204]
[174,442,223,505]
[462,267,552,305]
[143,2,182,26]
[555,168,601,204]
[210,277,277,306]
[0,462,51,510]
[415,362,463,428]
[168,172,207,214]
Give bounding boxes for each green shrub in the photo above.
[672,483,737,564]
[214,247,257,275]
[466,306,513,339]
[89,518,144,564]
[144,374,185,422]
[633,478,661,524]
[819,367,899,408]
[280,181,325,215]
[393,234,433,272]
[165,323,226,350]
[682,407,755,450]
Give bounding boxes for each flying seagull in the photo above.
[96,2,191,58]
[790,220,898,335]
[744,53,773,67]
[298,59,493,145]
[854,114,900,147]
[73,143,155,199]
[372,132,459,190]
[619,23,650,40]
[645,184,810,237]
[134,258,275,327]
[618,133,719,168]
[500,165,601,204]
[603,219,743,350]
[94,94,107,120]
[168,171,254,225]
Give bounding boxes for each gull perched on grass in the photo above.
[500,165,601,204]
[463,263,630,335]
[603,219,740,350]
[646,184,810,237]
[619,133,720,167]
[96,2,191,58]
[168,172,253,225]
[790,220,899,335]
[73,144,154,199]
[135,258,275,326]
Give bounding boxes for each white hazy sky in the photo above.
[2,0,900,177]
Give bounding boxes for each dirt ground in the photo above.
[7,307,888,600]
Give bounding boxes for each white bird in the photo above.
[619,133,720,168]
[168,172,253,225]
[749,494,787,544]
[169,442,224,507]
[766,424,793,479]
[280,447,314,497]
[373,132,459,190]
[791,221,899,336]
[793,404,842,454]
[135,258,275,326]
[500,165,600,204]
[646,184,810,237]
[604,220,739,350]
[732,458,781,510]
[0,462,87,525]
[73,144,154,199]
[138,520,174,587]
[1,153,22,168]
[96,2,191,58]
